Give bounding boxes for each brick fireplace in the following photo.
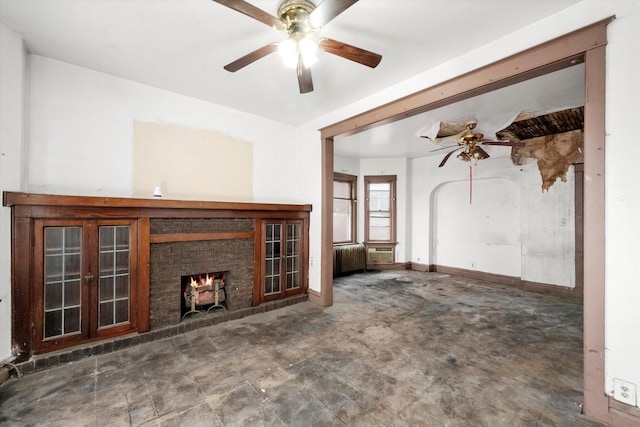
[149,218,254,328]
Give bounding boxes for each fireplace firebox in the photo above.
[180,272,227,319]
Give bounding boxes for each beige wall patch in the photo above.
[133,121,253,201]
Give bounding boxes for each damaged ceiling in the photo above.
[499,106,584,191]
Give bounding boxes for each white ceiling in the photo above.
[0,0,582,128]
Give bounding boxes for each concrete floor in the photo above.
[0,270,603,426]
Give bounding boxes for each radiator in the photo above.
[333,243,366,276]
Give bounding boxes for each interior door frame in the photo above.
[319,17,618,425]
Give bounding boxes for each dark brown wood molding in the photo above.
[432,265,583,300]
[3,191,312,212]
[149,231,254,244]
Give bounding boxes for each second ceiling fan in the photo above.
[212,0,382,93]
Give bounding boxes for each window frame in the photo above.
[333,172,358,245]
[364,175,397,244]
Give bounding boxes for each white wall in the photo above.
[27,55,298,202]
[0,23,27,362]
[411,154,575,286]
[302,0,640,406]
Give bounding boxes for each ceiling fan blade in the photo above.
[428,143,460,153]
[297,55,314,94]
[223,43,279,72]
[475,146,490,159]
[481,140,526,147]
[318,38,382,68]
[309,0,359,28]
[439,148,462,168]
[212,0,285,31]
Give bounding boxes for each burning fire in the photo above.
[187,274,225,305]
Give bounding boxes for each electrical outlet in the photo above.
[612,378,637,406]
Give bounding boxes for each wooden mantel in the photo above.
[3,192,312,213]
[4,191,312,360]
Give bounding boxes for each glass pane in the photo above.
[100,252,114,275]
[369,226,391,241]
[115,226,129,249]
[266,224,273,240]
[45,255,63,282]
[64,227,82,251]
[100,302,113,327]
[99,277,114,301]
[45,283,62,310]
[63,307,81,334]
[44,228,63,255]
[274,259,280,275]
[115,252,129,274]
[100,227,114,251]
[115,299,129,324]
[272,279,280,293]
[115,275,129,299]
[64,280,81,306]
[266,242,273,259]
[333,181,351,199]
[274,242,280,256]
[64,254,81,280]
[44,310,62,338]
[370,215,390,226]
[286,224,298,240]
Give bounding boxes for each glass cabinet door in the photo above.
[43,226,83,340]
[262,220,304,302]
[35,219,137,352]
[98,225,131,328]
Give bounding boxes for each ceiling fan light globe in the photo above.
[278,38,298,68]
[299,37,318,68]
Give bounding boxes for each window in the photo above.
[333,173,357,244]
[365,175,396,243]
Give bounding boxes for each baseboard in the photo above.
[608,398,640,427]
[409,262,434,272]
[429,265,583,300]
[308,289,322,306]
[366,262,411,271]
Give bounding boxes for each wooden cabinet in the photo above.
[34,219,138,353]
[4,192,311,360]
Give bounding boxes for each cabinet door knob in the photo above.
[84,273,94,282]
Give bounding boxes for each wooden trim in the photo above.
[582,43,609,422]
[149,231,254,244]
[608,399,640,427]
[12,216,33,360]
[432,265,582,300]
[3,191,312,213]
[319,17,613,425]
[409,262,434,272]
[319,136,334,307]
[137,217,150,333]
[364,175,397,244]
[366,262,410,271]
[333,172,358,245]
[308,288,322,306]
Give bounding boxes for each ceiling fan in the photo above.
[421,121,525,167]
[212,0,382,93]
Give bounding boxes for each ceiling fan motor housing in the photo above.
[278,0,317,37]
